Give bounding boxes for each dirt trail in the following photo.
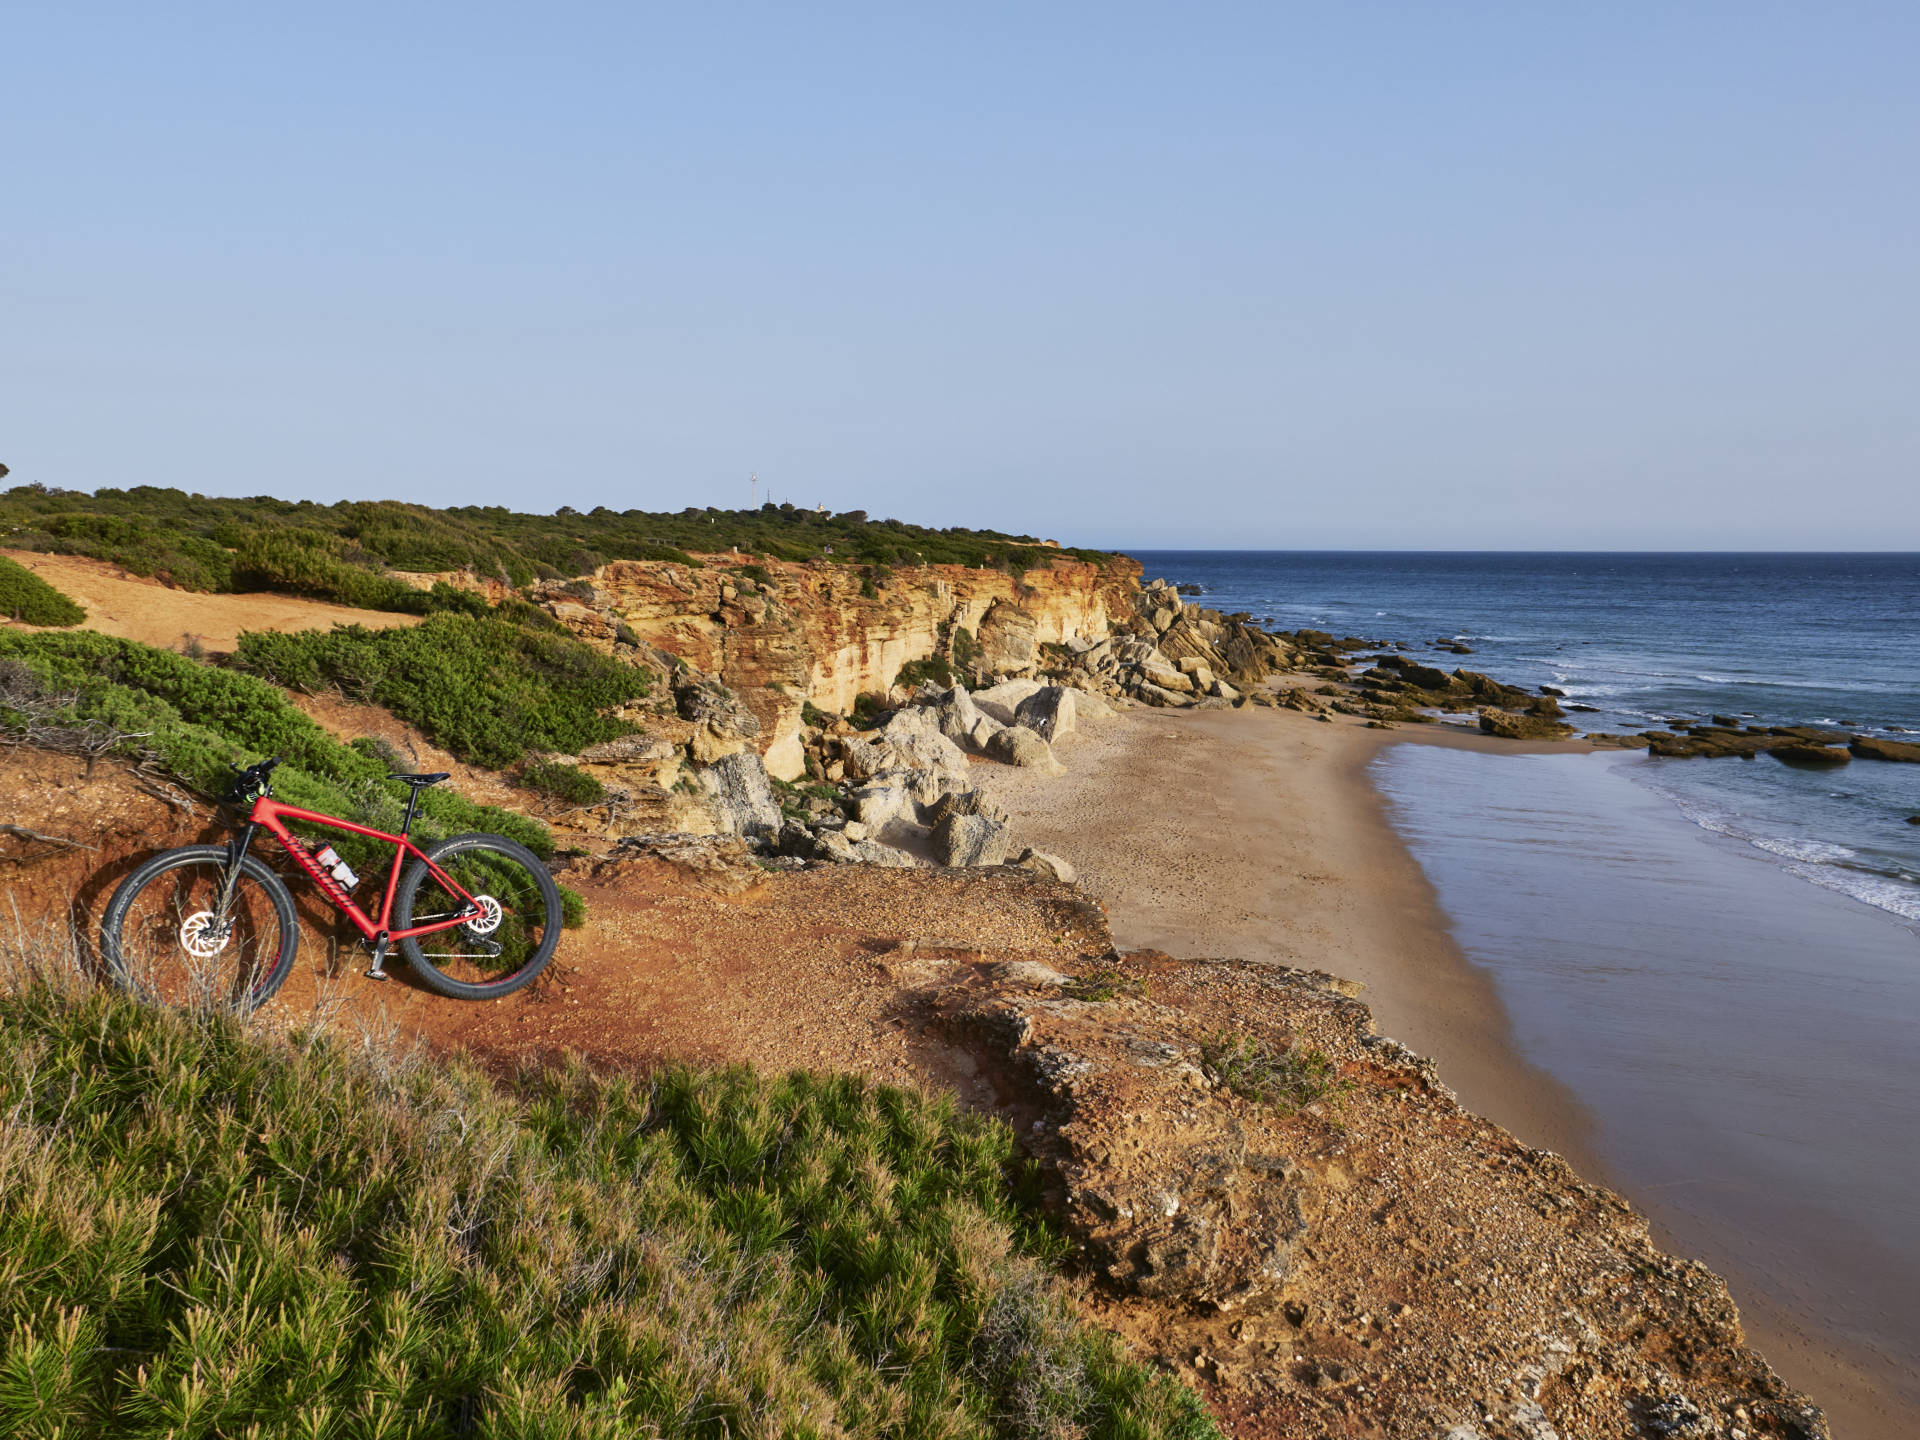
[1,549,421,653]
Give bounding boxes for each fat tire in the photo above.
[100,845,300,1012]
[394,833,562,1000]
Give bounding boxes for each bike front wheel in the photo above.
[393,834,562,1000]
[100,846,300,1013]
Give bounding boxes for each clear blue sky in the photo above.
[5,4,1917,549]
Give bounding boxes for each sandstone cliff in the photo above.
[529,553,1139,779]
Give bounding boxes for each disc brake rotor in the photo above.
[179,910,232,959]
[463,895,504,936]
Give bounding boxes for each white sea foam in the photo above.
[1628,770,1920,924]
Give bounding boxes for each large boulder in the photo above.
[1478,708,1575,742]
[851,783,914,830]
[700,750,782,838]
[931,812,1013,868]
[986,724,1065,774]
[882,705,972,798]
[1013,685,1077,742]
[937,685,1004,750]
[972,678,1047,726]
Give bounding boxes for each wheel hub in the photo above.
[464,895,504,936]
[179,910,232,959]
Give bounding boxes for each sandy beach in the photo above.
[979,699,1911,1440]
[980,703,1606,1174]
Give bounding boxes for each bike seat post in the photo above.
[400,786,422,836]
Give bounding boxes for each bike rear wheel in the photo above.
[100,846,300,1013]
[394,834,561,1000]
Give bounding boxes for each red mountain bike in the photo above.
[100,756,562,1010]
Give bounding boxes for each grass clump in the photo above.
[0,555,86,626]
[232,613,651,770]
[1065,969,1148,1003]
[0,968,1222,1440]
[1200,1032,1343,1112]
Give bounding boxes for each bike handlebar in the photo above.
[221,754,284,806]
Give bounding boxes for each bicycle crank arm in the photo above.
[366,932,391,981]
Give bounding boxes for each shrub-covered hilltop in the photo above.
[0,482,1112,615]
[0,970,1218,1440]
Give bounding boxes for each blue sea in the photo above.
[1131,551,1920,923]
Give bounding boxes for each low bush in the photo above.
[0,555,86,626]
[0,975,1221,1440]
[0,630,556,878]
[1200,1032,1343,1112]
[516,757,607,806]
[897,655,955,690]
[232,613,651,770]
[951,626,978,671]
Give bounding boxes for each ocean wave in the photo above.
[1626,772,1920,924]
[1779,863,1920,923]
[1751,836,1859,865]
[1691,673,1903,694]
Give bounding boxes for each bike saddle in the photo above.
[388,772,451,787]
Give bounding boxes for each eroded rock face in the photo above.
[700,749,782,838]
[534,554,1136,780]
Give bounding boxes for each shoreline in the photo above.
[980,703,1611,1181]
[978,699,1906,1440]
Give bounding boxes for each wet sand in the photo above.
[978,701,1911,1440]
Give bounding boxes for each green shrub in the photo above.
[0,631,553,869]
[517,758,606,806]
[0,979,1222,1440]
[0,555,86,626]
[896,655,955,690]
[232,613,651,770]
[951,626,978,670]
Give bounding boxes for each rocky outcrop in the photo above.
[890,943,1831,1440]
[1851,735,1920,763]
[1480,707,1577,742]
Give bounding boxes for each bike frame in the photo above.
[234,795,482,943]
